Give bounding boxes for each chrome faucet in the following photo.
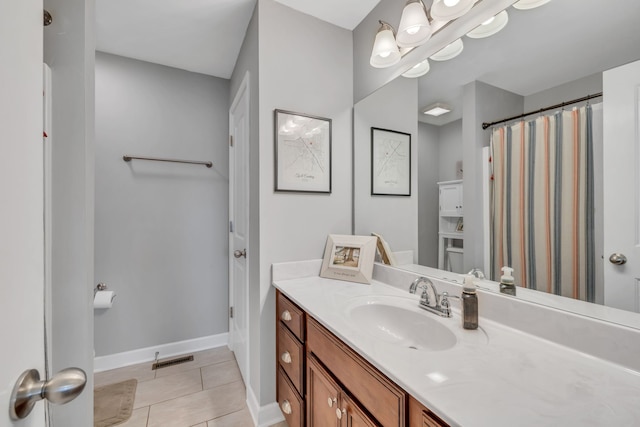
[409,277,452,317]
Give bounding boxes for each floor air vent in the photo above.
[152,355,194,370]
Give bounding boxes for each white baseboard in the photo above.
[94,333,229,372]
[247,386,285,427]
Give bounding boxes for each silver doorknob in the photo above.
[10,367,87,420]
[609,253,627,265]
[234,249,246,258]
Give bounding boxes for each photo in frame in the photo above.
[320,235,377,284]
[274,109,331,193]
[371,127,411,196]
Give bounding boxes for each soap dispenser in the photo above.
[500,266,516,296]
[461,274,478,330]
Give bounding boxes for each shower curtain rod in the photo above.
[481,92,603,130]
[123,155,213,168]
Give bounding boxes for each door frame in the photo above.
[228,71,251,383]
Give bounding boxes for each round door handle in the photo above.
[10,367,87,420]
[327,397,336,407]
[609,253,627,265]
[234,249,246,259]
[280,310,292,322]
[281,399,292,415]
[336,408,346,419]
[280,351,292,364]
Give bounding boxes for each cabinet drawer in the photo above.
[409,396,448,427]
[278,367,305,427]
[278,322,305,395]
[277,291,305,342]
[307,317,406,427]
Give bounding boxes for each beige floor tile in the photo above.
[192,424,207,427]
[147,380,246,427]
[202,359,242,390]
[207,408,254,426]
[155,347,235,378]
[134,368,203,409]
[94,361,156,387]
[268,422,287,427]
[117,406,150,427]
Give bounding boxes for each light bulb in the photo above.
[379,51,391,58]
[482,16,495,26]
[444,0,461,6]
[406,25,421,35]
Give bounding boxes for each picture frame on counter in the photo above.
[274,109,332,193]
[320,234,377,284]
[371,127,411,196]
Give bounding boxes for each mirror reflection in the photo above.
[354,0,640,320]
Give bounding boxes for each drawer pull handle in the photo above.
[327,397,336,407]
[336,408,345,419]
[281,310,292,321]
[281,400,292,415]
[281,351,292,364]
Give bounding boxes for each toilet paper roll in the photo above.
[94,290,116,309]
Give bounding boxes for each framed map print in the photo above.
[274,109,332,193]
[371,127,411,196]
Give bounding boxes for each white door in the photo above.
[0,0,46,425]
[229,73,250,384]
[603,59,640,312]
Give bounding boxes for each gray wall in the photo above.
[44,0,95,424]
[463,81,524,273]
[417,119,462,268]
[524,72,602,111]
[94,53,230,356]
[438,119,463,182]
[354,77,419,257]
[418,122,439,267]
[257,0,354,405]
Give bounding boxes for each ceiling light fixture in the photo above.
[422,103,452,116]
[430,0,476,21]
[402,59,430,78]
[429,38,464,61]
[512,0,551,10]
[370,20,401,68]
[466,10,509,39]
[397,0,432,48]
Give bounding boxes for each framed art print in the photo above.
[274,109,331,193]
[371,127,411,196]
[320,235,377,284]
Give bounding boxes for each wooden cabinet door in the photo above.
[307,355,340,427]
[408,396,448,427]
[339,394,378,427]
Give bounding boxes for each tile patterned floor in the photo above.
[94,347,287,427]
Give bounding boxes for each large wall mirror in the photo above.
[354,0,640,328]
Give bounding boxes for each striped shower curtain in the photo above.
[490,105,595,302]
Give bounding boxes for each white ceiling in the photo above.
[273,0,381,30]
[416,0,640,125]
[95,0,380,79]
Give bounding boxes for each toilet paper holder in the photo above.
[95,283,107,295]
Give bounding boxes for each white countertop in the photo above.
[273,275,640,426]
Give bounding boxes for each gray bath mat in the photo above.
[94,378,137,427]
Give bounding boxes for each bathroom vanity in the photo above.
[273,260,640,426]
[277,290,445,427]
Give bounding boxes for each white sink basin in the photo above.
[346,296,458,351]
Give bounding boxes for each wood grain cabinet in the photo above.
[307,354,377,427]
[276,291,306,427]
[276,291,449,427]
